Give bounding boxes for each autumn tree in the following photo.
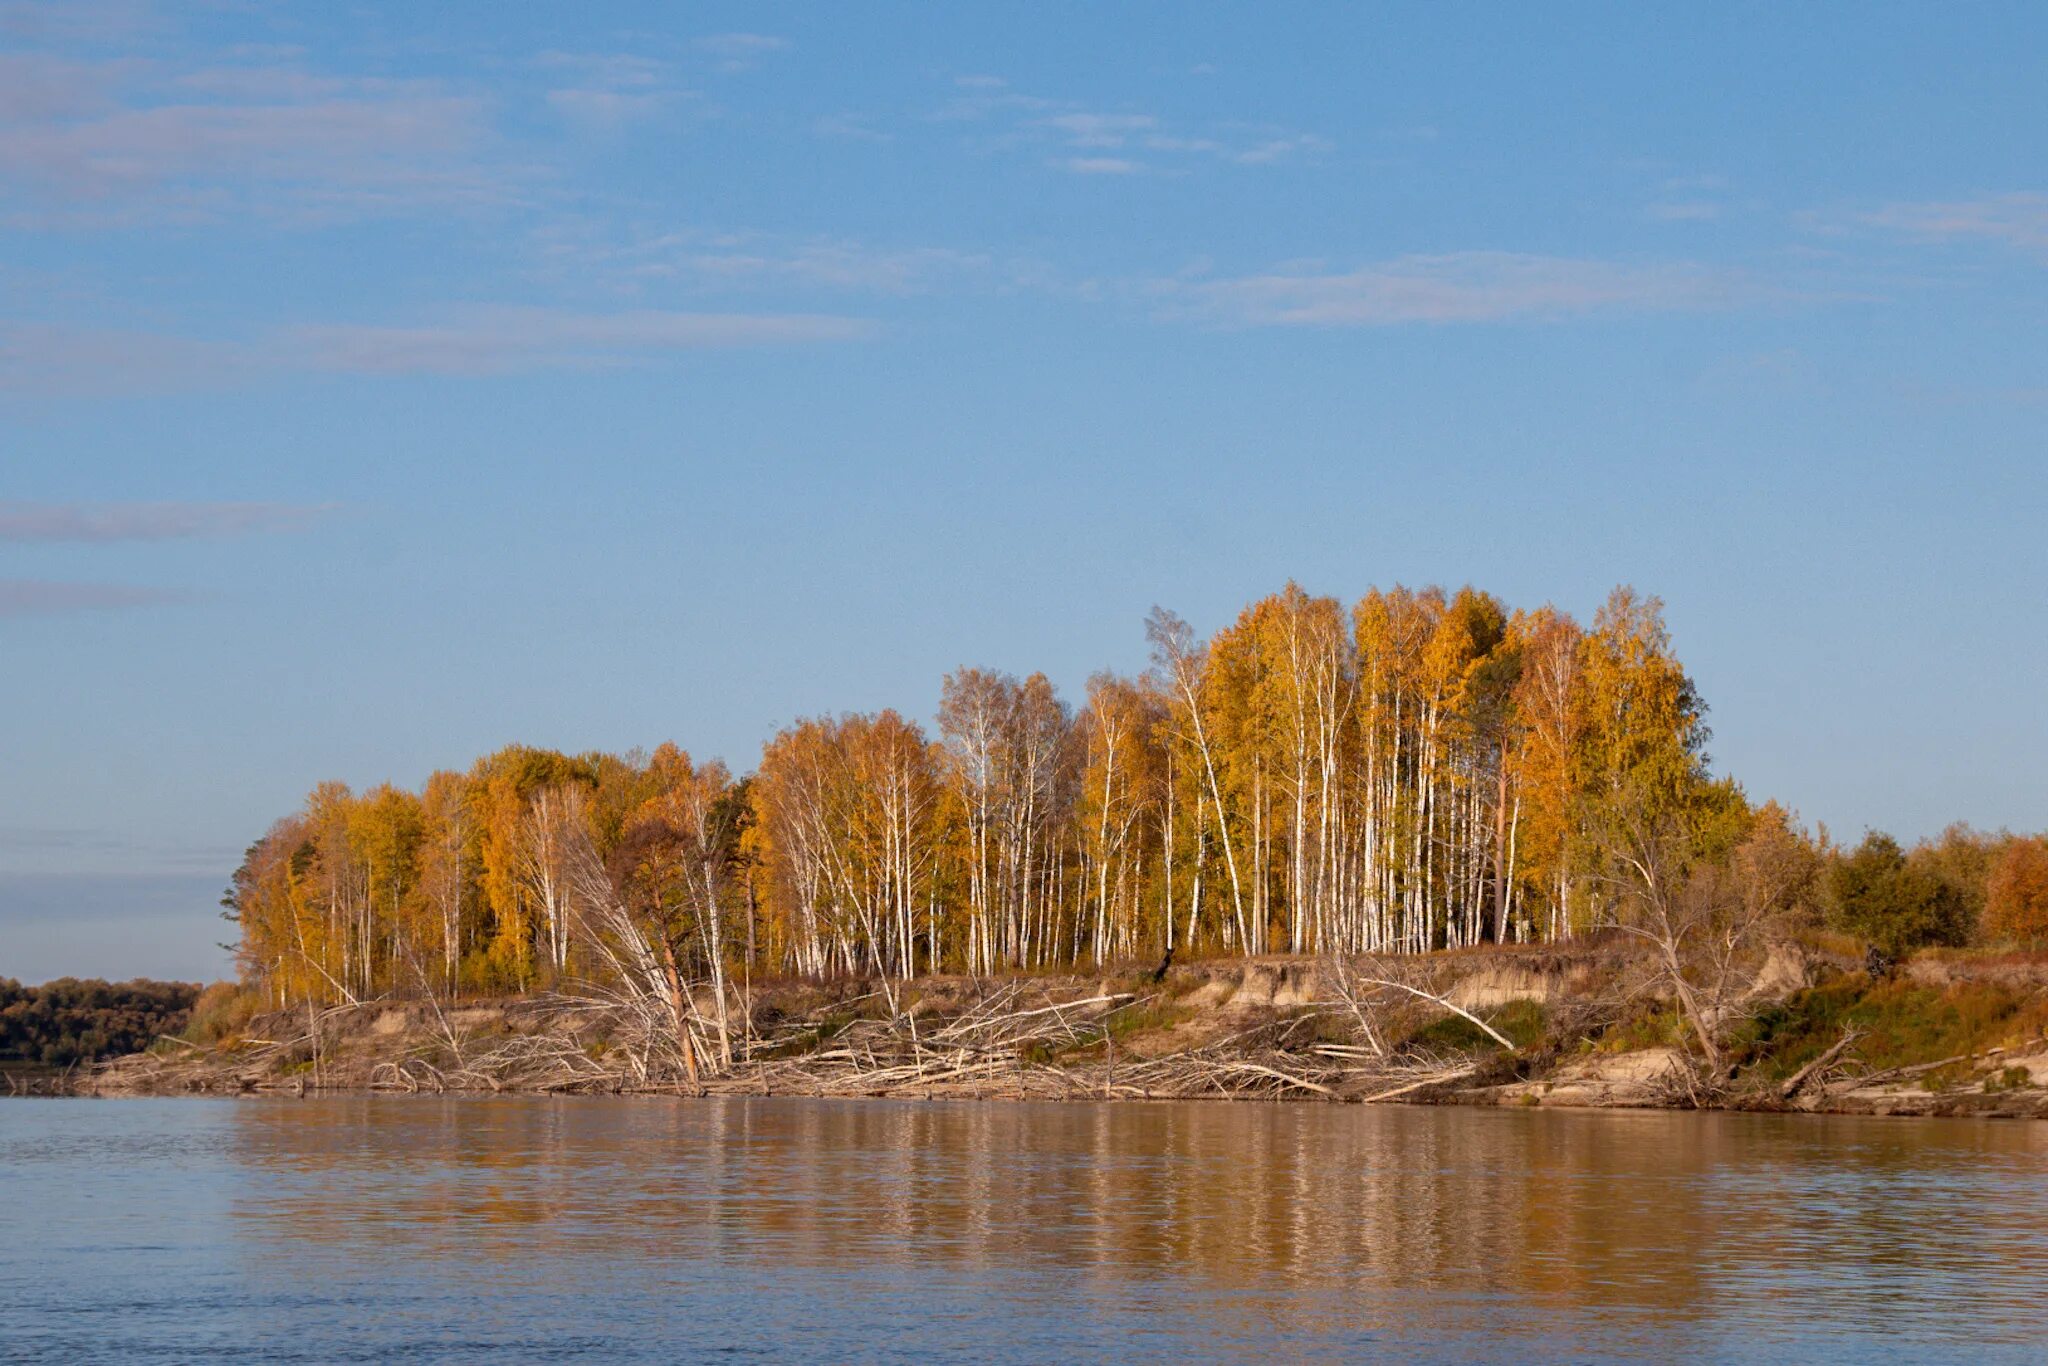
[223,577,1805,999]
[1986,836,2048,947]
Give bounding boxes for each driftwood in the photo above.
[1821,1036,2046,1097]
[1352,976,1516,1052]
[1357,1065,1477,1104]
[1780,1027,1861,1100]
[84,964,1547,1106]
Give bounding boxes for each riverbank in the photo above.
[81,940,2048,1117]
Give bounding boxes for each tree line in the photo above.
[0,978,200,1067]
[224,582,2048,1011]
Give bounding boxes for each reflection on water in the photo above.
[4,1097,2045,1361]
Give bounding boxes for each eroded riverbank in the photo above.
[78,941,2048,1119]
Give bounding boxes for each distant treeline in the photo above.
[0,978,200,1067]
[221,581,2048,1012]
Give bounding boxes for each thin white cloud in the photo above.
[936,81,1058,121]
[0,96,484,196]
[0,579,184,617]
[1646,201,1722,222]
[1,307,873,392]
[695,32,787,71]
[289,308,872,375]
[1230,134,1332,165]
[1041,113,1157,147]
[534,50,691,127]
[682,243,988,293]
[1861,192,2048,253]
[0,0,158,45]
[695,33,788,57]
[531,226,991,297]
[173,66,361,100]
[950,78,1329,173]
[545,87,684,127]
[0,322,250,395]
[1060,157,1144,176]
[814,112,889,142]
[0,51,127,118]
[0,500,340,542]
[1163,251,1767,327]
[533,50,666,89]
[0,53,503,225]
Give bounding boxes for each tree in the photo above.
[1149,606,1251,955]
[1986,836,2048,947]
[1829,832,1969,961]
[219,576,1799,996]
[1912,823,2004,932]
[1593,794,1809,1079]
[1506,607,1584,941]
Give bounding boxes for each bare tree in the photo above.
[1592,791,1809,1080]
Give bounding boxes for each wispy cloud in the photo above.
[289,307,871,375]
[695,32,787,71]
[814,112,888,142]
[946,77,1329,176]
[0,579,184,617]
[0,321,249,395]
[545,87,685,126]
[1060,157,1144,177]
[534,49,692,128]
[1861,192,2048,253]
[0,826,239,875]
[530,225,994,297]
[1646,201,1722,222]
[696,32,786,57]
[0,50,128,118]
[1228,133,1332,165]
[1,306,873,392]
[1160,251,1767,327]
[0,500,339,542]
[0,51,502,226]
[681,244,987,293]
[0,0,159,46]
[1043,113,1158,147]
[935,74,1058,122]
[533,50,667,89]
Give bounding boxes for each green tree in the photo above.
[1829,832,1968,960]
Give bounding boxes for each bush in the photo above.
[0,977,201,1066]
[181,981,262,1045]
[1829,833,1969,959]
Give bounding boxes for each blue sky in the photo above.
[4,3,2045,982]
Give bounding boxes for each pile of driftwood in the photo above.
[87,969,1497,1103]
[703,983,1472,1102]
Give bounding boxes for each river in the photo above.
[3,1097,2044,1361]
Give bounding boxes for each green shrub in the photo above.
[1829,833,1970,958]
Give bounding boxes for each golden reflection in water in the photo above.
[224,1097,2048,1351]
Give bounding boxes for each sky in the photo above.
[3,2,2044,983]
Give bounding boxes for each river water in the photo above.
[3,1097,2044,1362]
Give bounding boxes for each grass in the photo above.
[1591,1004,1689,1055]
[1403,999,1548,1053]
[1733,974,2048,1082]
